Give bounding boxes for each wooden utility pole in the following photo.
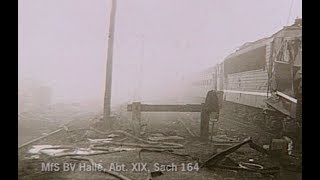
[103,0,117,129]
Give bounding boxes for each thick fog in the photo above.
[18,0,302,110]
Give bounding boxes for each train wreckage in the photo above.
[183,18,302,145]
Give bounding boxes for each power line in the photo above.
[286,0,294,25]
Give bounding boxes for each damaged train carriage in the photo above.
[224,19,302,136]
[266,19,302,142]
[189,19,302,143]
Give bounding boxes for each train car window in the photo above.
[224,45,266,75]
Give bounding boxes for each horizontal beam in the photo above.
[127,104,203,112]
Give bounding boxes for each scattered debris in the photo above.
[138,148,190,160]
[24,155,40,160]
[201,137,253,168]
[90,146,136,152]
[283,136,293,155]
[263,145,270,150]
[147,136,184,141]
[107,133,120,138]
[28,144,133,157]
[201,137,280,175]
[149,133,165,137]
[93,141,184,149]
[177,118,196,137]
[214,165,279,174]
[39,148,71,156]
[279,156,302,172]
[39,147,110,157]
[219,156,239,167]
[89,129,160,145]
[88,138,113,143]
[213,143,234,148]
[238,162,264,170]
[151,171,163,177]
[19,108,301,179]
[248,140,270,155]
[19,128,64,149]
[146,171,163,179]
[271,139,288,155]
[210,135,240,143]
[28,145,63,154]
[84,128,185,149]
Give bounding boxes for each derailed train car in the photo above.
[188,19,302,140]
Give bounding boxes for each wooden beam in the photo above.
[127,104,202,112]
[127,102,209,140]
[126,95,223,141]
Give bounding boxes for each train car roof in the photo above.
[224,37,272,60]
[194,18,302,76]
[225,18,301,61]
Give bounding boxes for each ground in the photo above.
[18,102,302,180]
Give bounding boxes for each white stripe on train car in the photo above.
[191,90,298,104]
[224,90,298,104]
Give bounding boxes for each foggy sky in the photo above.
[18,0,302,106]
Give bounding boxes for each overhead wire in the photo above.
[286,0,295,25]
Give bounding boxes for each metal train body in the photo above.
[188,19,302,122]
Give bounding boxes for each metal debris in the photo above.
[146,171,163,179]
[201,137,253,168]
[200,137,281,175]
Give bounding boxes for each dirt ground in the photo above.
[18,105,302,180]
